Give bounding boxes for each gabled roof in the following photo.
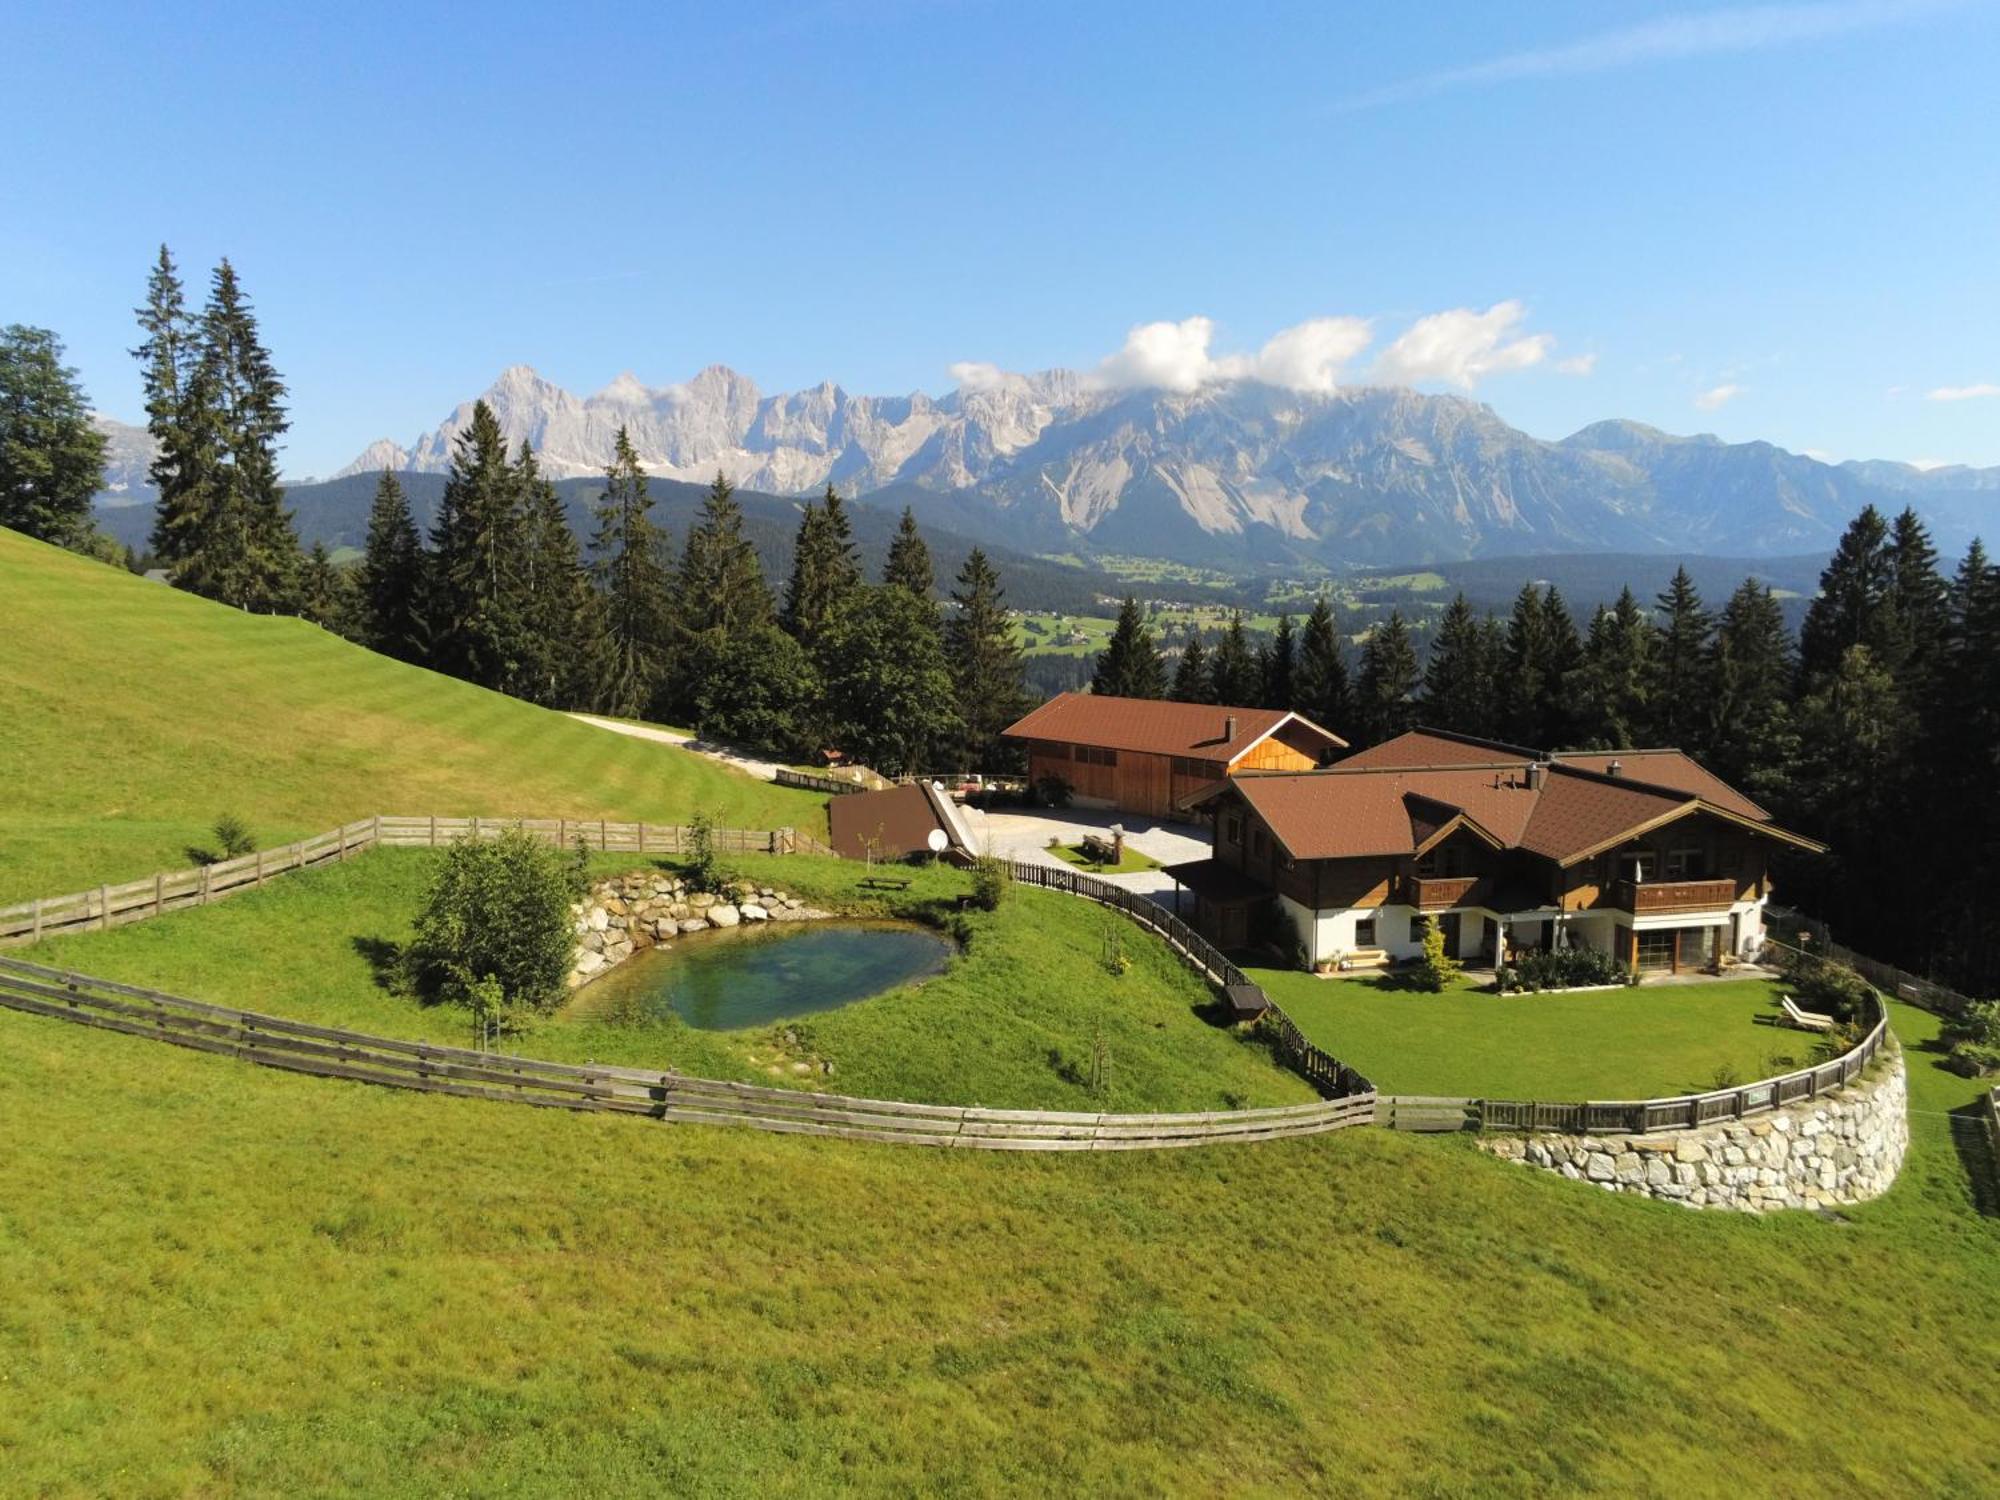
[1200,733,1823,865]
[1339,728,1772,822]
[1002,692,1346,762]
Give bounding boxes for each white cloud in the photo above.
[946,360,1028,395]
[1555,352,1598,377]
[1927,382,2000,401]
[1092,316,1249,393]
[1337,0,1956,111]
[1908,457,1955,471]
[1371,301,1553,389]
[1801,447,1835,463]
[1694,383,1745,411]
[1245,316,1375,393]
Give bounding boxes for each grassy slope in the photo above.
[0,999,1995,1496]
[24,848,1310,1113]
[1257,969,1808,1100]
[0,528,823,902]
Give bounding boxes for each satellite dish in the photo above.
[926,828,949,853]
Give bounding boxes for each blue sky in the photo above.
[4,0,1996,477]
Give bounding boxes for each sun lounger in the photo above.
[1781,994,1835,1032]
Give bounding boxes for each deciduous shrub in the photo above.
[403,827,579,1022]
[1942,1000,2000,1078]
[1497,945,1632,994]
[1782,951,1873,1023]
[683,811,724,893]
[1033,775,1072,808]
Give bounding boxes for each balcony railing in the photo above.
[1398,874,1485,910]
[1614,877,1739,914]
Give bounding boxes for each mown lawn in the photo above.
[0,529,824,903]
[23,847,1309,1113]
[1255,967,1813,1100]
[1,992,1995,1496]
[1049,842,1164,874]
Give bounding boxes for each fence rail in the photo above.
[0,955,1378,1150]
[995,859,1372,1100]
[0,816,832,948]
[1764,909,1974,1018]
[1381,986,1891,1136]
[773,768,869,796]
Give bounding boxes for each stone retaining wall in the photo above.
[1480,1046,1908,1212]
[569,871,832,987]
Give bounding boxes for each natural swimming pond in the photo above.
[567,920,953,1031]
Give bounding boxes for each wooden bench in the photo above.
[860,875,912,891]
[1780,994,1836,1033]
[1337,947,1391,973]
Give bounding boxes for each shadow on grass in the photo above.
[351,935,403,995]
[1947,1100,2000,1217]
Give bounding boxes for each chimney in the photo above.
[1224,714,1238,742]
[1525,761,1546,791]
[1606,759,1623,778]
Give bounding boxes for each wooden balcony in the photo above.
[1614,877,1739,914]
[1398,874,1486,910]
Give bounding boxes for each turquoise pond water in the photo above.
[567,921,953,1031]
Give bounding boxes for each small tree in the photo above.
[1411,919,1461,993]
[970,856,1010,911]
[1942,1000,2000,1078]
[213,812,255,858]
[684,810,723,893]
[403,827,578,1020]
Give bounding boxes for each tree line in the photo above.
[1089,507,2000,996]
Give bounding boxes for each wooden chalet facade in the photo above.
[1002,693,1346,821]
[1169,729,1825,972]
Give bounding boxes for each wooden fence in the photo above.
[0,955,1379,1151]
[0,816,833,948]
[1378,987,1892,1135]
[1764,910,1974,1018]
[995,859,1373,1100]
[773,768,869,796]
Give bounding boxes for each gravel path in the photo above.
[564,713,789,780]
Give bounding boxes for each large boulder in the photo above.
[708,904,741,928]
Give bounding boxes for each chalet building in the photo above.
[1002,692,1347,820]
[828,781,973,862]
[1169,728,1825,971]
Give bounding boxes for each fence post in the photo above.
[154,873,164,916]
[99,884,110,930]
[472,816,481,843]
[31,897,42,942]
[372,813,382,848]
[637,821,645,854]
[429,815,438,847]
[600,819,608,850]
[201,865,212,905]
[559,817,567,848]
[256,849,265,886]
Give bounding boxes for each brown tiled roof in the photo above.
[1002,692,1345,761]
[1340,729,1772,821]
[1220,757,1818,865]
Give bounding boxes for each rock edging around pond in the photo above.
[1479,1045,1908,1213]
[570,872,834,987]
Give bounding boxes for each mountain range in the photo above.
[95,367,1997,570]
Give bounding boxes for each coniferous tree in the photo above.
[589,426,671,716]
[1574,589,1656,747]
[1356,610,1419,746]
[1261,613,1298,710]
[674,471,772,637]
[176,258,299,611]
[1708,578,1798,805]
[944,547,1029,770]
[1090,596,1165,699]
[1799,505,1895,687]
[0,325,107,548]
[429,400,525,689]
[1294,595,1353,737]
[358,470,427,661]
[883,506,934,597]
[783,484,860,646]
[1170,634,1214,704]
[1420,593,1500,738]
[518,444,596,708]
[134,246,207,568]
[1886,506,1950,693]
[1208,610,1259,705]
[817,585,960,774]
[1538,586,1586,744]
[1651,566,1714,751]
[1502,583,1584,747]
[297,542,352,633]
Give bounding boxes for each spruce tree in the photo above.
[517,444,595,708]
[1091,596,1166,699]
[1295,595,1354,736]
[1356,611,1419,746]
[429,400,525,689]
[1886,506,1950,692]
[589,426,671,716]
[944,547,1029,770]
[297,542,352,633]
[1708,579,1798,804]
[1170,634,1214,704]
[177,259,299,611]
[1420,593,1500,738]
[1651,566,1713,751]
[358,470,426,661]
[134,246,206,567]
[883,506,934,597]
[783,484,860,646]
[1261,613,1298,710]
[1208,610,1259,705]
[817,585,961,774]
[0,325,107,548]
[1799,505,1895,687]
[674,471,772,637]
[1575,589,1656,747]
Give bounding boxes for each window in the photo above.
[1251,828,1267,858]
[1355,918,1377,946]
[1662,847,1707,881]
[1034,741,1070,760]
[1617,851,1653,884]
[1074,746,1119,767]
[1224,815,1242,844]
